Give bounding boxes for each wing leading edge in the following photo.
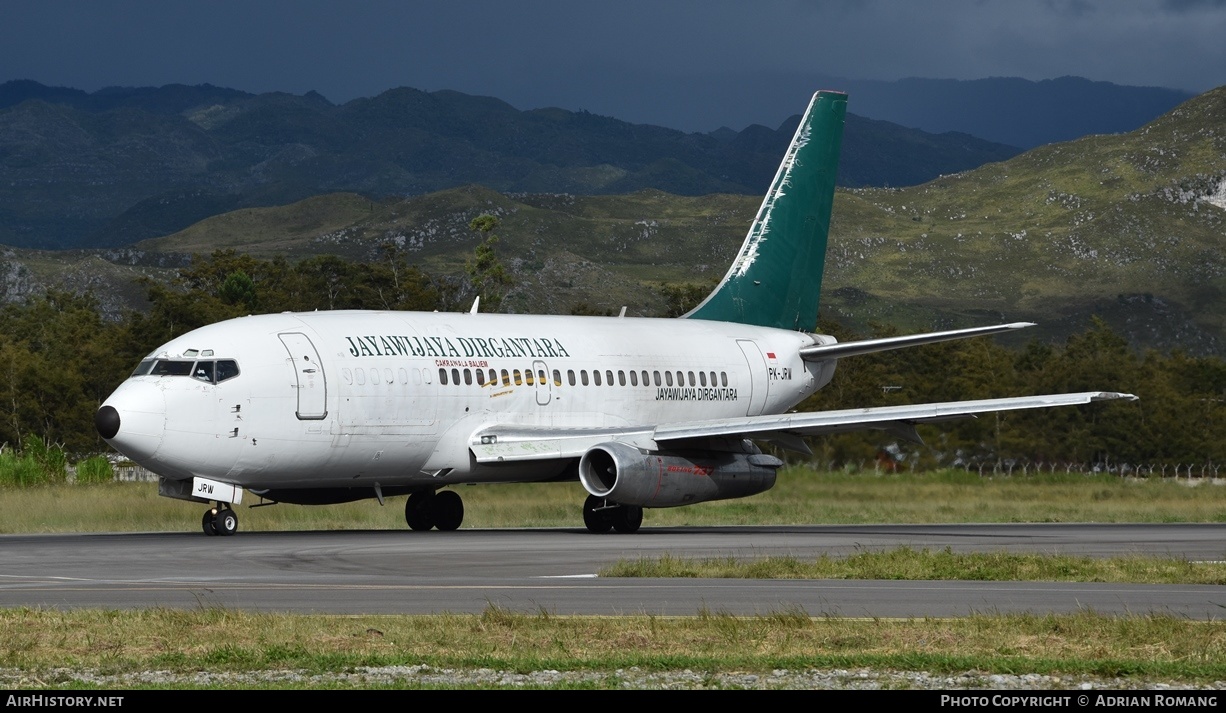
[469,391,1138,463]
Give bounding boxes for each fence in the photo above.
[113,463,158,482]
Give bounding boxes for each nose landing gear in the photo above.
[202,505,239,536]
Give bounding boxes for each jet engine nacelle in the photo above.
[578,441,783,508]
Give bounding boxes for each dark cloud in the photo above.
[1,0,1222,131]
[1162,0,1226,11]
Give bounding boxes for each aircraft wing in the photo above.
[469,391,1137,463]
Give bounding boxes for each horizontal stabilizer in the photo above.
[800,322,1036,361]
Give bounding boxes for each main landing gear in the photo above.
[404,490,464,531]
[201,505,238,536]
[583,495,643,534]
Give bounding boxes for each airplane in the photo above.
[93,90,1136,536]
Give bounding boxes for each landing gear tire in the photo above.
[202,507,238,536]
[405,492,435,531]
[613,505,643,534]
[583,495,614,533]
[214,508,238,536]
[433,490,464,531]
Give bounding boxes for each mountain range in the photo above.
[0,78,1221,356]
[0,78,1142,250]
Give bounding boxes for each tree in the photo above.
[659,281,716,317]
[218,270,258,310]
[466,214,512,312]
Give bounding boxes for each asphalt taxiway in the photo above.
[2,524,1224,617]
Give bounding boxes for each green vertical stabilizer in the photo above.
[684,90,846,330]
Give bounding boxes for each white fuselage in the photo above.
[102,310,836,491]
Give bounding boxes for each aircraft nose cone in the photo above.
[97,382,166,466]
[95,405,121,439]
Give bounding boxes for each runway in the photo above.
[2,524,1225,617]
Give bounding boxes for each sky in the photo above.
[3,0,1225,132]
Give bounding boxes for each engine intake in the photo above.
[578,441,783,508]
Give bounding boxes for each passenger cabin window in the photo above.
[629,370,638,386]
[581,370,589,386]
[665,372,673,386]
[593,370,601,386]
[568,370,576,386]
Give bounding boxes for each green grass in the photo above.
[3,608,1226,689]
[600,548,1226,584]
[4,467,1226,533]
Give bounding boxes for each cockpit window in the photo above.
[216,360,240,383]
[150,360,195,376]
[193,361,215,383]
[130,358,240,382]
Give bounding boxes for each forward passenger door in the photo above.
[279,332,328,420]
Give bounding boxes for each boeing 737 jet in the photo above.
[94,91,1136,536]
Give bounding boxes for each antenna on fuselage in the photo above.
[618,306,627,318]
[469,296,480,314]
